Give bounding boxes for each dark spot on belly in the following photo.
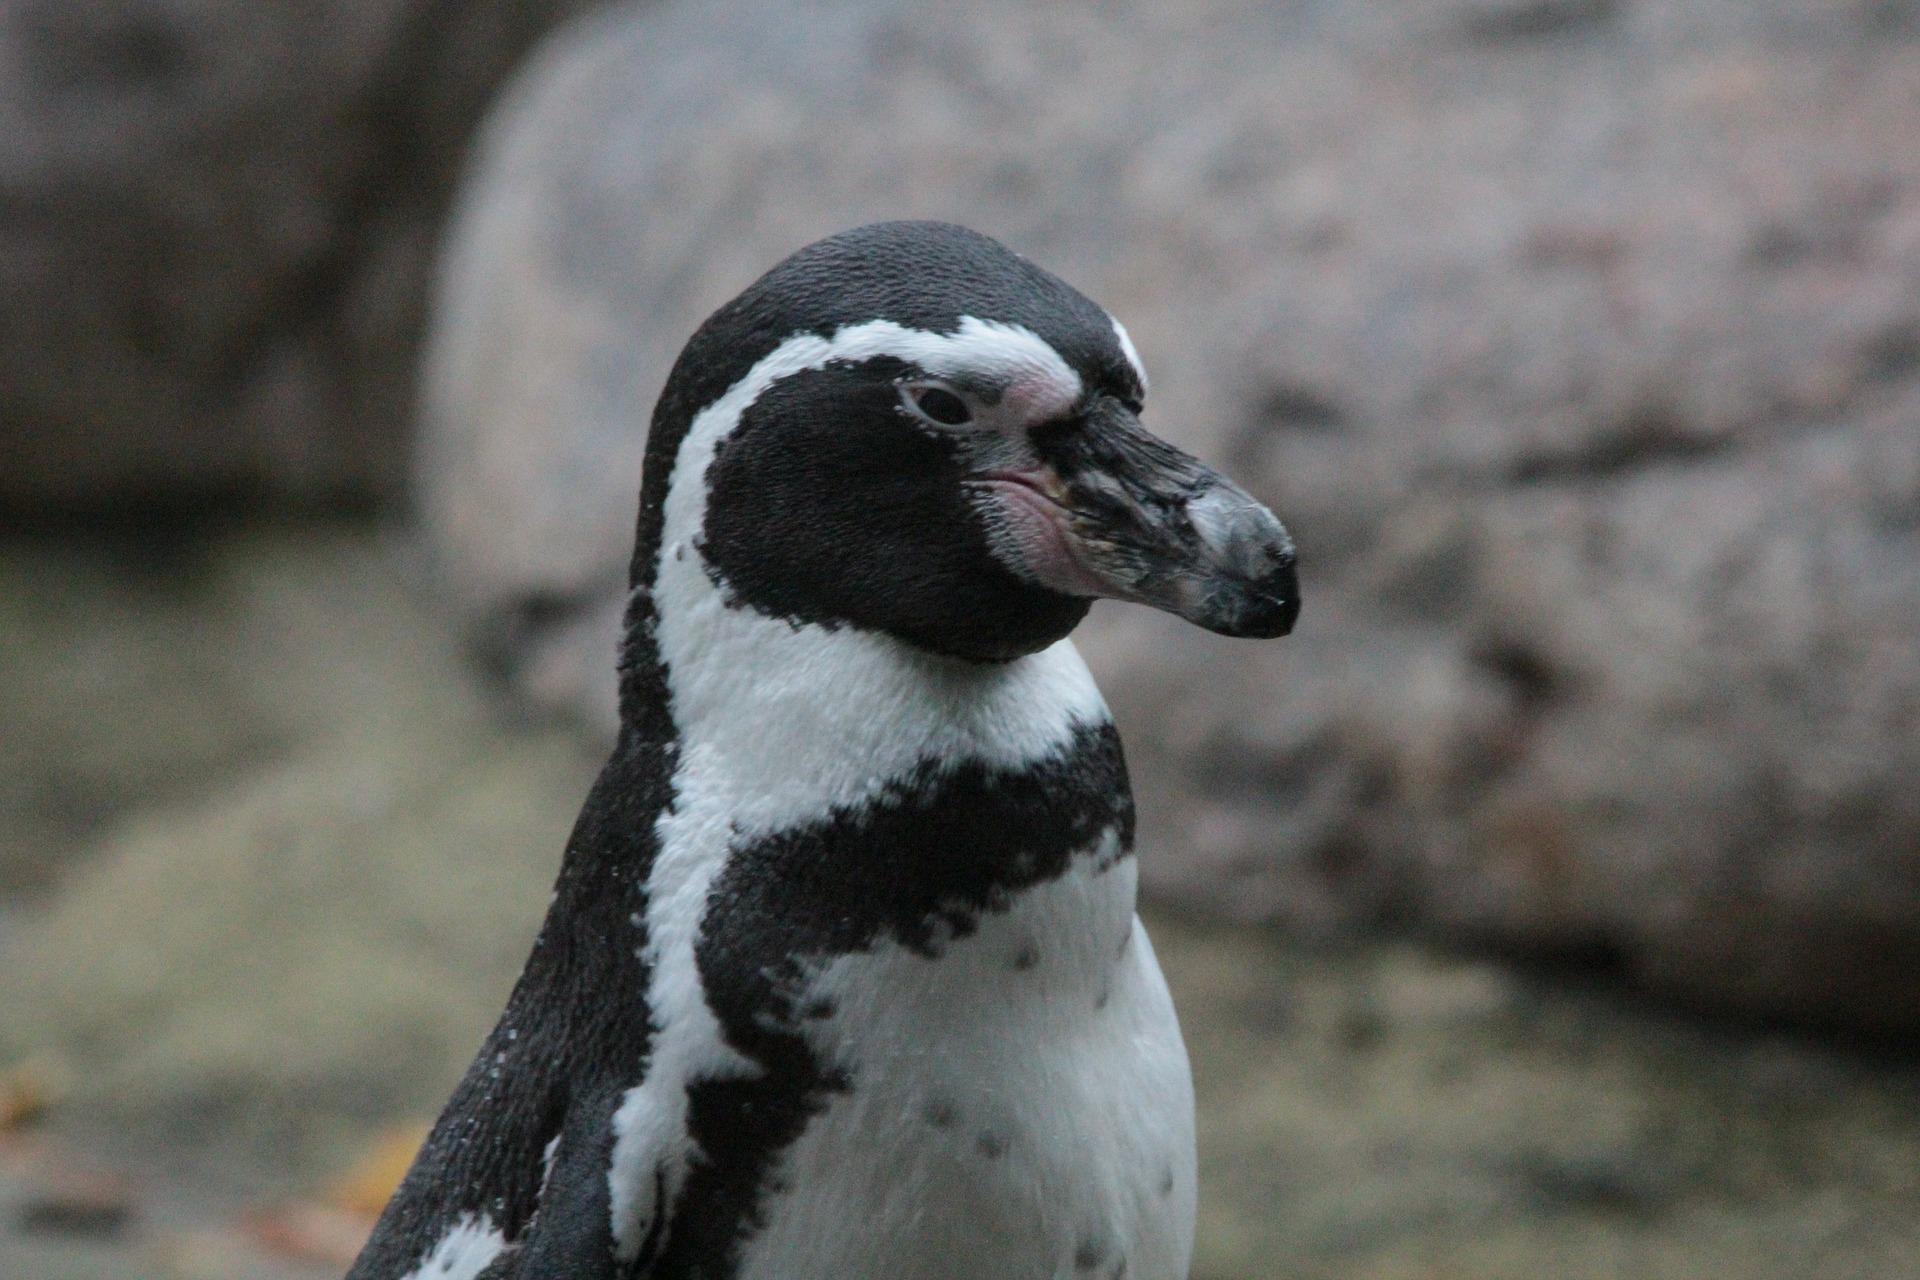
[1094,982,1111,1011]
[1074,1236,1107,1269]
[976,1130,1007,1159]
[1159,1164,1175,1197]
[801,996,836,1020]
[923,1099,958,1129]
[1013,943,1039,971]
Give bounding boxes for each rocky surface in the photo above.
[2,527,1916,1280]
[0,0,594,514]
[416,0,1920,1030]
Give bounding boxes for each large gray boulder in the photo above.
[0,0,592,513]
[418,0,1920,1031]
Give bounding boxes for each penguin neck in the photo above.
[622,562,1114,825]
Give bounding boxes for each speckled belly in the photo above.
[734,857,1198,1280]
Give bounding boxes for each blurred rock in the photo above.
[417,0,1920,1030]
[0,0,595,515]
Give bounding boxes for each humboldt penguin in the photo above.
[349,220,1298,1280]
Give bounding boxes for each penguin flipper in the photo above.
[493,1088,663,1280]
[345,1018,567,1279]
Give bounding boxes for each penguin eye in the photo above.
[900,382,974,428]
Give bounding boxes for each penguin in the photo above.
[348,221,1298,1280]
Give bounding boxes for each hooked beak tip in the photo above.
[1210,557,1300,638]
[1185,486,1300,638]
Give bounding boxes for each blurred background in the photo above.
[3,0,1918,1276]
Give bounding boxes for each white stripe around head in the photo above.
[1111,317,1149,396]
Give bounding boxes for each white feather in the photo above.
[398,1214,506,1280]
[1110,316,1150,396]
[742,852,1197,1280]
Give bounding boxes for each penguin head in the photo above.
[638,221,1298,664]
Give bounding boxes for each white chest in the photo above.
[735,854,1197,1280]
[623,545,1189,1274]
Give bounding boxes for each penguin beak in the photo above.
[974,399,1300,638]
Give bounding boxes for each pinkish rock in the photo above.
[418,0,1920,1031]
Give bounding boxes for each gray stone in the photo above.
[0,0,592,513]
[417,0,1920,1030]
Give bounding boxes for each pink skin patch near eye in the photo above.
[974,471,1112,598]
[995,366,1081,425]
